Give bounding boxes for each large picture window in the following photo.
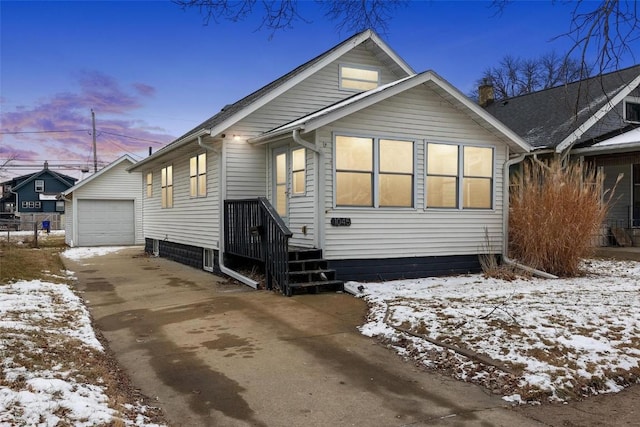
[189,153,206,197]
[335,135,413,207]
[426,143,493,209]
[161,165,173,208]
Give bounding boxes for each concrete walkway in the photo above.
[63,247,541,426]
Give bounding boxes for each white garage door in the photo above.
[77,200,135,246]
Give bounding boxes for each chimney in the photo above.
[44,160,49,170]
[478,80,494,107]
[149,146,153,156]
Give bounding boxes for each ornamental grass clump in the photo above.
[509,157,615,277]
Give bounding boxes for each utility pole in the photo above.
[91,109,97,173]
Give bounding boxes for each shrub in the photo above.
[508,157,615,277]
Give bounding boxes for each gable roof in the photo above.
[485,64,640,152]
[250,71,531,153]
[130,29,414,172]
[63,155,137,196]
[11,168,76,192]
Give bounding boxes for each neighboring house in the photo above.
[485,64,640,237]
[0,162,76,218]
[62,155,143,247]
[129,29,531,293]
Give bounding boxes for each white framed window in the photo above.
[334,135,414,208]
[34,180,45,192]
[146,172,153,197]
[339,64,380,91]
[34,201,41,209]
[291,148,306,195]
[426,143,494,209]
[189,153,207,197]
[624,96,640,123]
[203,248,214,272]
[161,165,173,208]
[21,201,28,208]
[56,201,65,212]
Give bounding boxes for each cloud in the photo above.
[0,70,175,178]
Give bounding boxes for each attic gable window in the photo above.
[340,64,379,91]
[35,180,45,192]
[624,97,640,123]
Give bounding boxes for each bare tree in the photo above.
[471,52,582,100]
[492,1,640,77]
[0,157,16,180]
[173,0,408,35]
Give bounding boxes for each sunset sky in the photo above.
[2,1,638,180]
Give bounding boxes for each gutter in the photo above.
[198,135,259,289]
[502,151,558,279]
[129,128,210,172]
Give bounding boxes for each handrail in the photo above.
[224,198,292,294]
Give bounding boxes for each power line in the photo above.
[99,130,168,144]
[0,129,90,135]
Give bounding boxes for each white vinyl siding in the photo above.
[66,159,143,246]
[143,141,221,249]
[318,82,506,260]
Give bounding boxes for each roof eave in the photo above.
[128,128,210,172]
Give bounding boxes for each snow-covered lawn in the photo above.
[354,259,640,403]
[0,246,164,426]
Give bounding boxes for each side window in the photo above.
[335,136,373,207]
[35,180,45,192]
[146,172,153,197]
[161,165,173,208]
[189,153,207,197]
[291,148,306,195]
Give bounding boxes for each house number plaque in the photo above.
[330,217,351,227]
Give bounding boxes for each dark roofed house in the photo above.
[0,162,77,227]
[485,64,640,242]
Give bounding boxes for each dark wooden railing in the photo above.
[224,198,292,294]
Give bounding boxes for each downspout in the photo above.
[502,151,558,279]
[292,129,323,249]
[198,135,259,288]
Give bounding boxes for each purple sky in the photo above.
[2,1,638,180]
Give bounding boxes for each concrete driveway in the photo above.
[64,247,541,426]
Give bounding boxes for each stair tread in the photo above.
[288,280,343,288]
[288,258,327,264]
[288,269,336,275]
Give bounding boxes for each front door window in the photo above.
[274,151,288,217]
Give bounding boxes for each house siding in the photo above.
[317,83,507,260]
[64,200,74,246]
[602,163,632,227]
[143,141,221,251]
[68,160,144,245]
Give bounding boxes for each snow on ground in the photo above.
[63,246,132,262]
[0,267,163,425]
[354,259,640,403]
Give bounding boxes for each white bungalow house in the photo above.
[129,30,531,294]
[63,155,143,247]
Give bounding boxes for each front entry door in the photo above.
[273,148,288,220]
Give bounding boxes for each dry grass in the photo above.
[0,235,167,425]
[509,157,613,277]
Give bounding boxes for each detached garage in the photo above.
[63,155,143,247]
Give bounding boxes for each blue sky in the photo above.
[1,1,636,179]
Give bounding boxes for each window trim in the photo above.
[161,165,173,208]
[623,96,640,124]
[203,248,214,272]
[291,148,306,196]
[339,63,380,92]
[425,141,495,210]
[189,153,207,198]
[34,180,45,192]
[146,172,153,198]
[333,133,415,209]
[55,200,65,212]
